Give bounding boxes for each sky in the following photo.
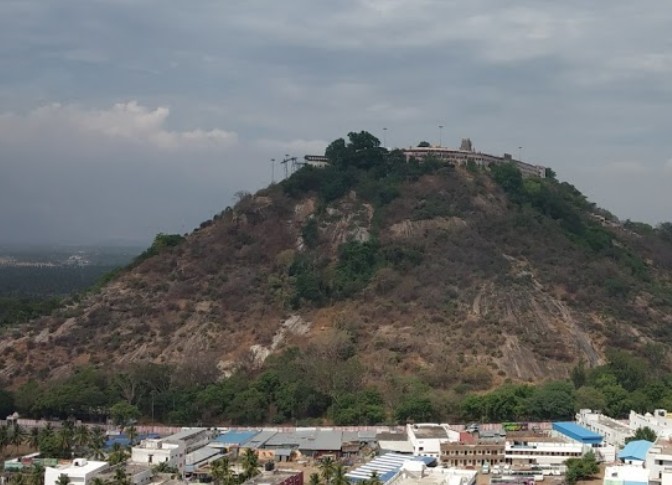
[1,0,671,245]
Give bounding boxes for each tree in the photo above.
[109,401,140,427]
[108,442,130,465]
[88,426,106,460]
[241,448,260,480]
[30,463,45,485]
[332,464,348,485]
[210,457,234,485]
[319,457,336,485]
[417,141,431,147]
[90,478,107,485]
[55,475,71,485]
[73,425,90,451]
[367,472,382,485]
[24,426,41,450]
[112,468,130,485]
[124,425,138,447]
[308,473,321,485]
[565,451,599,485]
[626,426,657,444]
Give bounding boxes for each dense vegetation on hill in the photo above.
[1,130,671,425]
[3,344,672,426]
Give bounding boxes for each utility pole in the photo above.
[383,127,388,148]
[271,158,275,183]
[518,146,523,161]
[439,125,444,147]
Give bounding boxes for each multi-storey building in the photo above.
[645,438,672,484]
[630,410,672,439]
[576,409,634,447]
[440,439,505,467]
[504,433,584,466]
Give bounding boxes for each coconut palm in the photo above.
[30,463,45,485]
[308,473,321,485]
[211,457,234,485]
[9,423,25,453]
[12,474,27,485]
[319,457,335,485]
[24,427,41,451]
[73,425,91,450]
[332,464,348,485]
[90,477,108,485]
[88,426,106,460]
[124,425,137,447]
[241,448,260,480]
[0,424,9,454]
[367,471,382,485]
[108,443,129,465]
[112,467,130,485]
[55,474,71,485]
[55,427,73,458]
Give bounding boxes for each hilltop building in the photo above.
[401,139,546,178]
[130,428,210,473]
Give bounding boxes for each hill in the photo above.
[1,131,672,424]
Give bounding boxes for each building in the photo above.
[163,428,211,453]
[440,438,505,468]
[44,459,108,485]
[377,431,413,455]
[96,464,153,485]
[393,464,477,485]
[618,440,653,466]
[603,465,649,485]
[552,422,615,462]
[242,470,303,485]
[630,410,672,439]
[345,453,436,484]
[645,438,672,484]
[407,424,459,458]
[261,429,343,459]
[505,433,584,466]
[401,140,546,178]
[131,438,185,472]
[576,409,634,447]
[302,155,330,168]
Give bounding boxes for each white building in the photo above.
[406,424,459,458]
[577,409,634,447]
[646,438,672,484]
[44,459,108,485]
[131,439,185,472]
[603,465,648,485]
[505,436,584,466]
[630,410,672,439]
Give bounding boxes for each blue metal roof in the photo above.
[214,430,260,446]
[618,440,654,462]
[552,422,603,444]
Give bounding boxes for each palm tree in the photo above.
[12,474,27,485]
[112,467,130,485]
[55,427,73,458]
[211,457,233,485]
[90,478,107,485]
[124,425,138,447]
[73,425,91,450]
[24,427,41,451]
[319,457,335,485]
[89,426,106,460]
[0,424,9,455]
[9,423,25,453]
[367,471,382,485]
[108,443,129,465]
[308,473,321,485]
[30,463,45,485]
[241,448,260,481]
[331,464,348,485]
[55,474,71,485]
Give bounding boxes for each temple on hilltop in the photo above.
[401,138,547,178]
[303,138,547,178]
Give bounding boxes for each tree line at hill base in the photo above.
[2,346,671,427]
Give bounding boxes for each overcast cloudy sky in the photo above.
[1,0,671,245]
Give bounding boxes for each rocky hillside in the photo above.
[2,133,672,394]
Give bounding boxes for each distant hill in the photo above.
[1,131,671,422]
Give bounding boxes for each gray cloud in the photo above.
[0,0,671,244]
